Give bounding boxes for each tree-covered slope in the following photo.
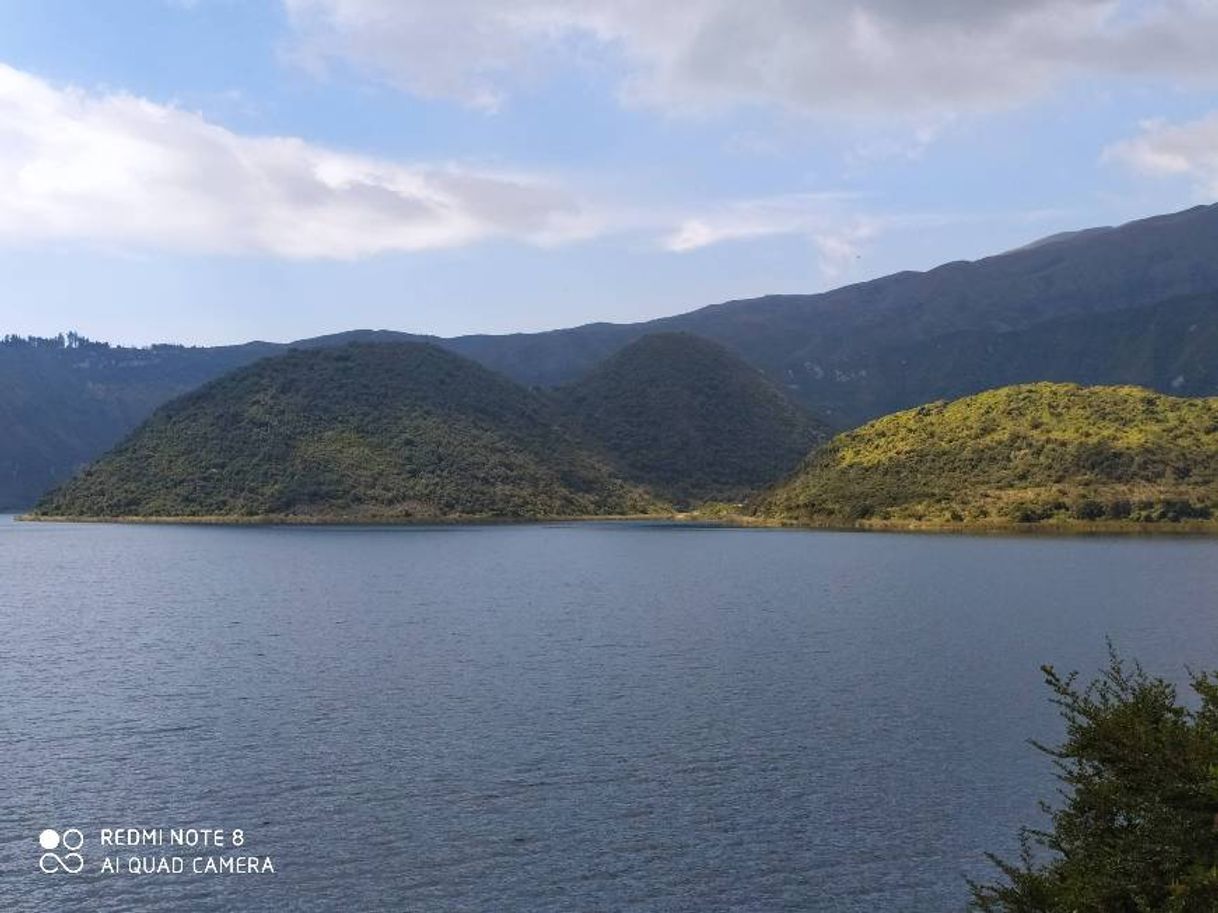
[757,383,1218,525]
[8,203,1218,510]
[34,343,657,520]
[0,336,288,509]
[557,333,827,504]
[777,290,1218,423]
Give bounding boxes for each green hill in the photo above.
[557,333,827,504]
[33,343,658,521]
[0,334,287,509]
[756,383,1218,526]
[9,204,1218,509]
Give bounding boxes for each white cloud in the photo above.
[660,192,878,278]
[662,193,856,250]
[0,60,1001,274]
[1104,111,1218,197]
[0,62,597,258]
[811,226,877,280]
[847,117,955,167]
[282,0,1218,117]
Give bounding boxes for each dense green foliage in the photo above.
[7,205,1218,508]
[557,333,826,504]
[757,383,1218,525]
[35,343,657,520]
[971,649,1218,912]
[0,335,286,509]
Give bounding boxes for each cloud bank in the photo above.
[1105,111,1218,197]
[0,63,593,258]
[0,62,883,267]
[283,0,1218,116]
[0,60,967,274]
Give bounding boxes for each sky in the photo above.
[0,1,1217,346]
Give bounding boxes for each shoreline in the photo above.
[15,512,675,527]
[16,511,1218,536]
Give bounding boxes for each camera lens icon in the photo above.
[39,828,84,874]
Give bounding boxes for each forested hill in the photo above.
[756,383,1218,527]
[6,202,1218,509]
[0,329,440,509]
[0,335,283,510]
[33,343,656,521]
[557,333,826,504]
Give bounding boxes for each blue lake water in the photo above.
[2,518,1217,912]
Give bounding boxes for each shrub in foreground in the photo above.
[972,647,1218,912]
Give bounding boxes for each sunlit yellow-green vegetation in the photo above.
[757,383,1218,526]
[34,343,661,521]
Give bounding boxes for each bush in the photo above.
[1007,502,1049,523]
[1070,498,1105,521]
[970,647,1218,912]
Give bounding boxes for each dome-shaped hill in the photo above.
[35,343,656,520]
[757,383,1218,526]
[557,333,828,504]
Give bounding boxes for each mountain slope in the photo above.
[7,202,1218,509]
[779,291,1218,421]
[756,383,1218,526]
[0,338,288,510]
[447,203,1218,417]
[0,329,435,510]
[34,343,656,520]
[557,333,827,503]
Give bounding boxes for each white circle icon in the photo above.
[38,827,84,874]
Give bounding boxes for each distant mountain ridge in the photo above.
[442,203,1218,413]
[1007,224,1115,253]
[5,201,1218,509]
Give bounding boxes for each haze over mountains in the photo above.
[6,202,1218,509]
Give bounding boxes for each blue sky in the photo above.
[0,0,1216,346]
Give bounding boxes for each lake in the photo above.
[2,518,1217,912]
